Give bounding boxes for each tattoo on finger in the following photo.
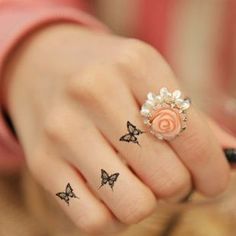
[99,169,120,191]
[56,183,79,205]
[119,121,144,146]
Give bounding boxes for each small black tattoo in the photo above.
[119,121,144,146]
[56,183,79,205]
[99,169,119,191]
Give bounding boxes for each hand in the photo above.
[4,23,230,235]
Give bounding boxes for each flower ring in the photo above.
[140,87,191,140]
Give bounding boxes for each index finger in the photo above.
[119,40,230,196]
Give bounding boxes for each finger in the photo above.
[169,108,230,196]
[68,65,192,202]
[206,116,236,148]
[43,102,157,224]
[121,40,230,196]
[27,142,124,235]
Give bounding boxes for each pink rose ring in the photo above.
[140,87,191,141]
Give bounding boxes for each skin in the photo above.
[3,23,231,235]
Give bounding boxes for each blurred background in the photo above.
[95,0,236,136]
[1,0,236,235]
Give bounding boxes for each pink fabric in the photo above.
[0,0,108,173]
[136,0,176,60]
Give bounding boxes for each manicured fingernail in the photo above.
[224,148,236,163]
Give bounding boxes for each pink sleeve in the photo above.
[0,0,109,173]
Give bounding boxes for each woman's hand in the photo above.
[4,23,230,235]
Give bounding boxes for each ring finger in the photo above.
[119,42,230,196]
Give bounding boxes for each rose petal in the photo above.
[151,107,182,139]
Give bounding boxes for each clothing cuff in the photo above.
[0,2,109,171]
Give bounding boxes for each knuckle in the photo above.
[144,159,191,199]
[214,177,229,195]
[218,169,230,193]
[120,195,156,224]
[66,65,114,102]
[123,38,158,57]
[156,173,191,199]
[76,213,110,235]
[43,109,69,142]
[203,169,229,197]
[117,38,159,75]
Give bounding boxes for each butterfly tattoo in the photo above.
[119,121,144,146]
[99,169,120,191]
[56,183,79,205]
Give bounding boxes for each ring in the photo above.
[140,87,191,141]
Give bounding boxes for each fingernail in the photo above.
[224,148,236,163]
